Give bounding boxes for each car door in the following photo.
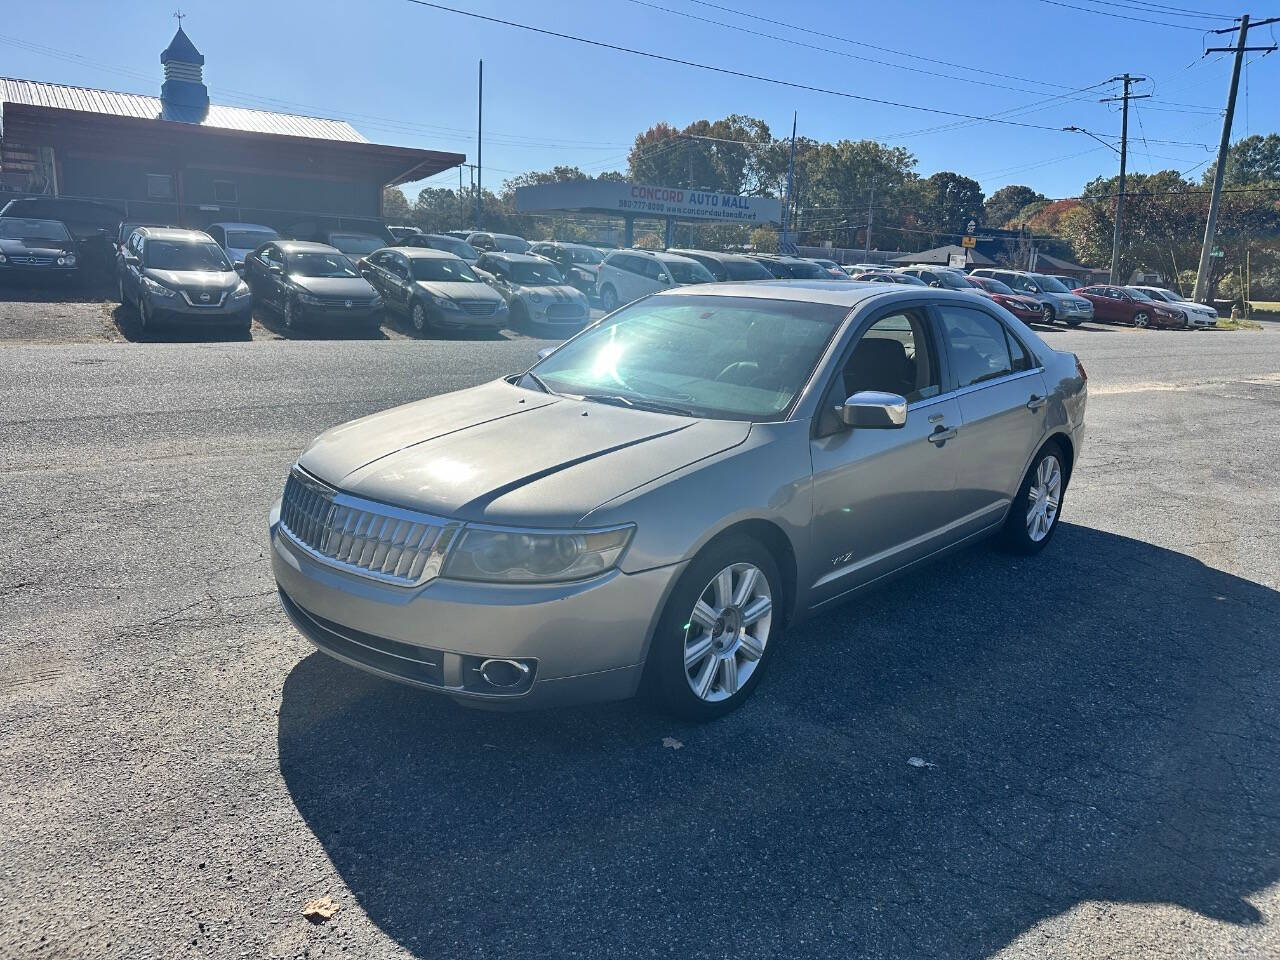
[261,245,288,310]
[936,302,1049,532]
[122,232,144,302]
[1091,287,1121,323]
[387,253,414,314]
[808,305,967,603]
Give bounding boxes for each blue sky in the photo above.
[7,0,1278,201]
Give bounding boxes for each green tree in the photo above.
[501,165,591,195]
[984,185,1047,229]
[791,139,916,249]
[1214,134,1280,187]
[749,225,779,253]
[627,115,775,194]
[382,187,411,223]
[912,172,985,244]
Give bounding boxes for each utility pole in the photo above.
[864,183,874,259]
[475,59,483,229]
[1100,74,1149,284]
[781,112,796,251]
[1193,15,1278,303]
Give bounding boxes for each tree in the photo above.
[749,226,779,253]
[1214,134,1280,187]
[382,187,411,222]
[791,139,916,249]
[984,185,1047,229]
[627,115,775,194]
[913,172,985,243]
[501,165,591,196]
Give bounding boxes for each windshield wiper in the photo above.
[524,371,553,394]
[579,394,694,417]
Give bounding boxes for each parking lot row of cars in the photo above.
[0,202,1216,334]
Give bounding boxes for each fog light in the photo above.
[477,658,531,689]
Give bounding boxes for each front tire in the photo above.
[1040,303,1056,325]
[651,536,782,720]
[1133,311,1150,328]
[999,443,1066,554]
[411,300,429,335]
[283,296,300,331]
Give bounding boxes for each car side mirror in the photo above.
[928,281,941,288]
[1027,285,1039,294]
[836,391,908,429]
[234,260,245,272]
[268,262,283,274]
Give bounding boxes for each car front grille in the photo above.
[279,467,457,586]
[180,289,228,307]
[546,302,586,320]
[458,299,499,317]
[7,256,54,266]
[315,296,376,309]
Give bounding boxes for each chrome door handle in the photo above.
[927,426,958,445]
[1026,394,1047,410]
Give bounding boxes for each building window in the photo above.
[213,180,238,204]
[147,173,174,200]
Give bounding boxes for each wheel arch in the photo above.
[695,518,799,628]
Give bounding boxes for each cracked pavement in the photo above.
[1,325,1278,959]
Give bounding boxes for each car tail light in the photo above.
[1075,357,1087,382]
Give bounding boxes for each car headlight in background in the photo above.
[231,281,251,300]
[57,255,78,267]
[296,291,322,305]
[143,277,178,298]
[442,524,634,583]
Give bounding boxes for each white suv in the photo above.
[597,249,715,311]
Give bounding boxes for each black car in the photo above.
[117,227,252,334]
[387,225,423,242]
[400,232,481,264]
[746,255,830,280]
[665,248,775,282]
[0,216,80,280]
[528,241,604,299]
[242,240,383,332]
[0,197,123,275]
[360,246,507,334]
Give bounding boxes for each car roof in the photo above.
[423,232,467,241]
[277,240,342,254]
[666,248,757,263]
[472,231,523,240]
[135,226,214,242]
[656,279,954,307]
[481,251,542,263]
[393,246,457,259]
[323,228,382,237]
[208,221,277,231]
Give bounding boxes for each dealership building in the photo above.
[515,180,783,247]
[0,26,463,234]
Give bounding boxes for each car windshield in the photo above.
[725,259,774,281]
[570,247,603,264]
[783,260,828,279]
[428,236,479,259]
[524,294,848,421]
[1031,273,1070,293]
[934,271,974,290]
[665,259,717,284]
[226,230,276,249]
[328,233,384,255]
[980,277,1016,295]
[510,261,564,285]
[1127,288,1154,301]
[0,217,71,241]
[495,235,531,253]
[145,240,232,272]
[289,252,359,278]
[411,258,480,282]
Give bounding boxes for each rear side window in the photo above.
[938,305,1015,388]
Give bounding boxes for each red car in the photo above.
[1074,285,1188,329]
[966,276,1043,322]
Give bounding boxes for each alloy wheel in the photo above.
[284,298,297,329]
[1041,303,1055,323]
[412,302,427,332]
[1026,454,1062,543]
[1133,312,1150,328]
[683,562,772,702]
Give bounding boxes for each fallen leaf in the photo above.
[303,896,339,923]
[662,737,683,750]
[907,756,936,769]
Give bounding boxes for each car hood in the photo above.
[298,379,752,526]
[514,284,585,301]
[144,269,240,291]
[414,280,503,302]
[0,237,75,256]
[289,275,378,298]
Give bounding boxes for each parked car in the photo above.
[528,241,605,299]
[851,272,927,286]
[402,232,481,264]
[0,197,122,275]
[307,229,388,269]
[206,222,280,269]
[115,220,173,255]
[809,257,849,279]
[117,227,252,334]
[1074,284,1188,329]
[968,269,1094,326]
[241,240,382,332]
[467,231,531,254]
[1128,285,1219,328]
[1045,274,1084,293]
[0,216,80,280]
[269,281,1087,717]
[896,266,980,292]
[597,249,716,310]
[748,255,831,280]
[360,246,507,335]
[665,249,775,282]
[387,225,423,242]
[966,276,1044,322]
[444,230,475,241]
[843,263,887,275]
[474,252,590,328]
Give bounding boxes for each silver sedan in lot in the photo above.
[270,282,1087,719]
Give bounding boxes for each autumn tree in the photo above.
[984,185,1048,229]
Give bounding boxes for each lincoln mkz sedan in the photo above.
[270,282,1087,719]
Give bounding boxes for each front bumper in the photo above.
[528,301,590,326]
[270,516,685,709]
[147,294,251,325]
[296,301,381,323]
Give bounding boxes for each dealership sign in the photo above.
[515,181,783,224]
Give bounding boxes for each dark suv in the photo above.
[118,227,252,334]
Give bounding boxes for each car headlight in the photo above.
[432,295,460,311]
[231,281,251,300]
[296,291,322,305]
[58,255,78,267]
[442,524,634,583]
[529,292,544,303]
[0,253,8,264]
[143,277,178,298]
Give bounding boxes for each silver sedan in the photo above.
[270,282,1087,719]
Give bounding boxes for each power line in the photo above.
[1032,0,1224,30]
[1056,0,1237,23]
[402,0,1093,136]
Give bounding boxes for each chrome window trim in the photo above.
[951,366,1045,400]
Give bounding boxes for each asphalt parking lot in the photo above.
[1,317,1278,959]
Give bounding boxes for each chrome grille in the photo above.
[546,302,586,320]
[9,256,54,266]
[279,468,455,585]
[459,300,499,317]
[180,289,228,307]
[316,296,375,308]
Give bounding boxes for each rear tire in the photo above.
[650,536,783,721]
[999,442,1066,555]
[600,284,619,312]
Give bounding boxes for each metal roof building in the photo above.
[0,26,462,239]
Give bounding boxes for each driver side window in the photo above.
[841,310,941,404]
